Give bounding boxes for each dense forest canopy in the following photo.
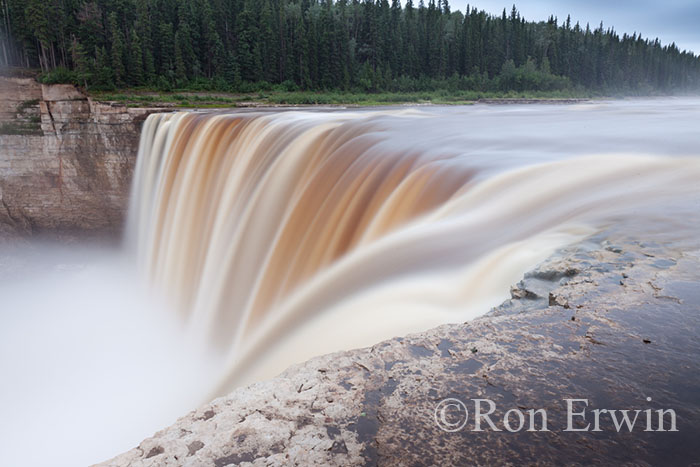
[1,0,699,94]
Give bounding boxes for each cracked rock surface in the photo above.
[101,233,700,466]
[0,77,166,236]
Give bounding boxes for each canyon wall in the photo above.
[0,76,161,237]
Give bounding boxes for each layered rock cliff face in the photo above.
[0,76,158,237]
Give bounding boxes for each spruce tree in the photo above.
[108,12,125,85]
[70,36,90,87]
[128,30,144,86]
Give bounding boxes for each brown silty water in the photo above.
[127,101,700,390]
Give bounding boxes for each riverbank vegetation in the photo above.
[90,87,593,108]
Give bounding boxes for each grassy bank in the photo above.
[90,88,596,108]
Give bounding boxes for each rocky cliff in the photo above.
[0,76,161,237]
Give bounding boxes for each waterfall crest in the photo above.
[129,110,700,391]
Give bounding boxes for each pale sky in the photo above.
[409,1,700,55]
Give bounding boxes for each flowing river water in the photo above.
[1,99,699,466]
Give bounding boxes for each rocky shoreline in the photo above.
[100,234,700,466]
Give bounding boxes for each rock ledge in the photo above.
[101,235,700,466]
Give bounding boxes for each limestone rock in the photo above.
[0,76,167,236]
[100,238,700,466]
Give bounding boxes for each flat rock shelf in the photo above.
[101,233,700,466]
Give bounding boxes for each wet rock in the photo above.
[510,284,539,300]
[548,293,570,309]
[100,238,700,466]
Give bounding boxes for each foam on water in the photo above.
[1,100,699,465]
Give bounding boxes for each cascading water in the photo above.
[2,101,700,467]
[128,106,700,392]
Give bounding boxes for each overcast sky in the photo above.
[417,1,700,55]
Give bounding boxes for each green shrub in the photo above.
[38,67,80,85]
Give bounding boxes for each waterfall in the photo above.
[3,102,700,467]
[128,109,700,392]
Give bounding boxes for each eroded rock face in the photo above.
[0,77,164,236]
[100,236,700,466]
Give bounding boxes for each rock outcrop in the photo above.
[101,234,700,466]
[0,76,164,237]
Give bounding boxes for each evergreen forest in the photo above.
[2,0,699,94]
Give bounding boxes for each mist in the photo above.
[0,242,219,467]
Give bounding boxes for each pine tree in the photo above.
[157,22,175,79]
[224,50,241,87]
[128,30,144,86]
[70,36,90,87]
[24,0,50,70]
[174,30,188,83]
[259,0,277,83]
[94,45,114,89]
[108,12,125,85]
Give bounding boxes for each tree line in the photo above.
[1,0,699,94]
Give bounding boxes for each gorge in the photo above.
[1,80,699,466]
